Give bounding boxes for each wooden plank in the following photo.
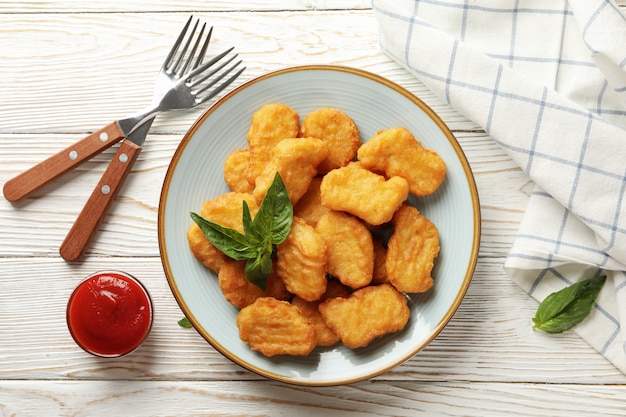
[1,380,625,417]
[0,1,373,13]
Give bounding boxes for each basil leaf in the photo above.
[254,172,293,245]
[244,249,273,291]
[190,212,257,260]
[190,173,293,291]
[242,201,263,245]
[533,275,606,334]
[178,317,193,328]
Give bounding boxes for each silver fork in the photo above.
[117,17,244,137]
[3,16,244,203]
[2,16,245,261]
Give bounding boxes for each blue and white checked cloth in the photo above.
[373,0,626,373]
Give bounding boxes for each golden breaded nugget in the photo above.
[224,149,253,193]
[386,204,439,293]
[293,176,331,227]
[320,162,409,226]
[276,217,328,302]
[315,210,374,289]
[265,266,293,301]
[318,283,410,349]
[253,138,328,205]
[358,127,446,196]
[187,223,229,273]
[198,192,259,230]
[237,297,316,357]
[218,260,291,308]
[187,193,259,273]
[218,259,265,309]
[246,103,300,184]
[323,278,352,299]
[292,297,338,347]
[291,280,351,347]
[298,107,361,174]
[371,237,389,285]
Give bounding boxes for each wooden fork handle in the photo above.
[2,121,125,202]
[60,140,142,262]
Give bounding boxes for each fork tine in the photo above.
[189,53,238,88]
[171,19,200,74]
[193,26,213,70]
[162,15,193,70]
[196,66,245,105]
[195,62,246,104]
[185,47,235,80]
[179,22,207,75]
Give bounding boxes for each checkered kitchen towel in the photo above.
[373,0,626,373]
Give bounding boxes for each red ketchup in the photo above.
[67,271,153,357]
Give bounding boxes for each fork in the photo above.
[3,16,245,203]
[3,16,245,261]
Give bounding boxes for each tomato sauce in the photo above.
[67,271,153,357]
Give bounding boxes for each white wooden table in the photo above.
[1,2,626,416]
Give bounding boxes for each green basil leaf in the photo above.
[244,249,273,291]
[242,201,263,245]
[189,173,293,291]
[190,212,256,260]
[177,317,193,329]
[254,172,293,245]
[533,275,606,334]
[533,281,580,326]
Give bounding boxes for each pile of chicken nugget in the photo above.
[187,103,446,357]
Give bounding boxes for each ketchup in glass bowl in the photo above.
[66,270,153,358]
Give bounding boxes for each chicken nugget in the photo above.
[246,103,300,184]
[187,223,229,273]
[187,192,259,273]
[218,260,291,308]
[292,297,338,347]
[323,278,353,299]
[371,237,389,285]
[236,297,316,357]
[218,259,265,309]
[386,204,439,293]
[293,176,331,227]
[224,148,253,193]
[253,137,329,205]
[320,162,409,226]
[358,127,446,196]
[291,279,352,347]
[298,107,361,174]
[315,210,374,289]
[276,217,327,302]
[265,266,292,301]
[318,283,410,349]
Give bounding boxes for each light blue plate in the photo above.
[158,66,481,386]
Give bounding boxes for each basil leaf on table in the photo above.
[532,275,606,334]
[178,317,193,329]
[190,173,293,291]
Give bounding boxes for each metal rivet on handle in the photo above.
[119,153,128,163]
[101,185,111,195]
[99,132,109,142]
[69,150,78,160]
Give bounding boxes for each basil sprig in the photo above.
[532,274,606,334]
[190,173,293,291]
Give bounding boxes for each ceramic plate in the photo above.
[158,65,480,386]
